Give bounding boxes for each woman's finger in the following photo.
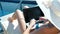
[29,19,36,29]
[39,17,49,24]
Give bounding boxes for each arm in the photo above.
[23,19,36,34]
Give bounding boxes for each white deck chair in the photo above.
[0,13,21,34]
[36,0,60,31]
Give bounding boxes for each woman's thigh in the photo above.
[30,26,59,34]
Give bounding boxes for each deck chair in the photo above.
[1,13,21,34]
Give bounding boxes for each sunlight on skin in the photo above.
[23,19,36,34]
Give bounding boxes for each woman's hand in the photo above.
[23,19,36,34]
[39,17,50,25]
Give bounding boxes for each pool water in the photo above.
[0,2,20,17]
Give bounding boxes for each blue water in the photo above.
[0,2,20,17]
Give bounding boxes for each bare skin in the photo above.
[8,9,60,34]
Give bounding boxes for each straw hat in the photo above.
[36,0,60,30]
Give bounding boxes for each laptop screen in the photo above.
[23,6,44,23]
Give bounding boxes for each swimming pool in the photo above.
[0,2,20,17]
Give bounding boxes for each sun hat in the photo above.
[36,0,60,30]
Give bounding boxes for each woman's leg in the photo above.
[8,9,26,34]
[15,9,26,34]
